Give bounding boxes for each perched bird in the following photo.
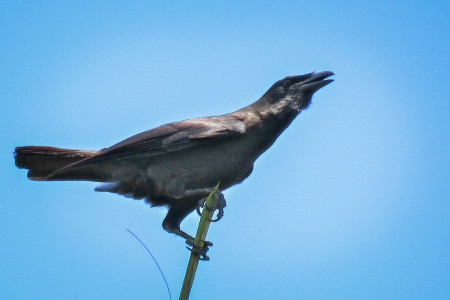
[15,71,333,255]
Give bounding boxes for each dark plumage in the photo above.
[15,71,334,242]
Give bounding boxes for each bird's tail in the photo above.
[14,146,100,181]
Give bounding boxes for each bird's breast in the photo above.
[145,136,256,199]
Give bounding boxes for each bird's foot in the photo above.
[210,191,226,222]
[196,190,226,222]
[186,239,213,261]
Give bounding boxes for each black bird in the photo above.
[15,71,334,248]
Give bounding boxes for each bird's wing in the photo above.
[72,115,246,166]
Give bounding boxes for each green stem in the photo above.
[179,182,220,300]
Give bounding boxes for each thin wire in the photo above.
[126,228,172,300]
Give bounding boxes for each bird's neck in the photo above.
[251,97,300,130]
[236,99,301,155]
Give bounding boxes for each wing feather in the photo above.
[71,115,246,166]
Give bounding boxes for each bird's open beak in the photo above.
[301,71,334,92]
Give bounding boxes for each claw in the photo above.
[186,239,213,247]
[185,245,210,261]
[186,239,212,261]
[196,190,227,220]
[210,191,226,222]
[196,200,204,217]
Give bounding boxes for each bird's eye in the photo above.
[283,80,291,87]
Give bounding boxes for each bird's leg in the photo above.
[163,203,212,260]
[163,222,212,260]
[196,190,227,222]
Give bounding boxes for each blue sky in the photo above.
[1,1,449,299]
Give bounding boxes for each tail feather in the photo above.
[14,146,99,180]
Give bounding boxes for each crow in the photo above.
[15,71,334,256]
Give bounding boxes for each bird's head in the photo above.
[261,71,334,111]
